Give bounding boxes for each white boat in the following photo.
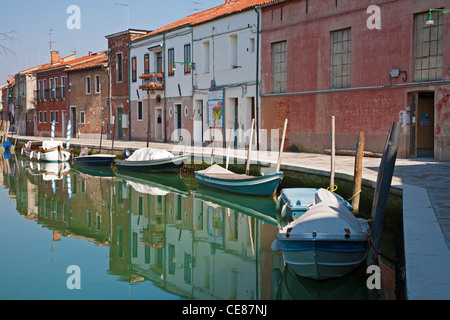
[22,140,71,162]
[21,120,72,162]
[272,188,369,280]
[276,187,353,220]
[115,148,188,173]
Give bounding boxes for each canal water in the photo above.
[0,152,396,300]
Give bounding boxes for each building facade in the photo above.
[260,0,450,160]
[66,52,108,139]
[105,29,149,141]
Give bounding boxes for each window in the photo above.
[331,28,351,89]
[86,76,91,94]
[49,78,53,98]
[116,52,123,82]
[202,41,210,73]
[38,80,42,99]
[50,111,54,123]
[414,11,443,81]
[229,34,238,68]
[39,111,43,123]
[43,79,47,99]
[95,75,100,93]
[144,54,149,74]
[184,44,191,74]
[55,110,59,123]
[131,57,137,82]
[168,48,174,76]
[44,111,47,123]
[80,111,85,124]
[249,38,255,53]
[156,52,163,73]
[272,41,287,93]
[137,101,143,120]
[61,76,66,98]
[54,78,58,98]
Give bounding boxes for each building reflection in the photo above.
[2,153,375,300]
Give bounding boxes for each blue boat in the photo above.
[73,154,116,166]
[272,188,369,280]
[194,164,283,197]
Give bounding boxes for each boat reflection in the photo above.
[2,154,379,300]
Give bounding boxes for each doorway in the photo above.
[174,104,182,141]
[117,108,123,140]
[155,108,163,140]
[409,92,434,157]
[71,107,77,138]
[193,100,203,145]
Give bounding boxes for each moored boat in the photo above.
[21,120,72,162]
[194,164,283,197]
[271,188,369,280]
[115,148,188,173]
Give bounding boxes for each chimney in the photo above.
[51,51,60,65]
[88,51,92,56]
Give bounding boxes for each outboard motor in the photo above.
[122,148,132,160]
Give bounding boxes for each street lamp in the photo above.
[172,61,196,71]
[425,8,450,26]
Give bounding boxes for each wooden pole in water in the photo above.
[111,116,116,155]
[246,118,255,175]
[367,122,400,266]
[276,118,288,173]
[352,131,365,214]
[330,116,335,191]
[226,127,233,170]
[0,120,4,143]
[184,109,196,154]
[99,119,104,154]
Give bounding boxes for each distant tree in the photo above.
[0,31,16,56]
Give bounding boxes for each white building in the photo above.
[129,0,267,150]
[191,5,262,150]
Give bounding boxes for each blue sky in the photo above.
[0,0,225,83]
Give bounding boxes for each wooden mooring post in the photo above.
[330,116,335,191]
[366,122,400,266]
[352,131,365,214]
[245,118,255,175]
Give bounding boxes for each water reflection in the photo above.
[0,153,383,300]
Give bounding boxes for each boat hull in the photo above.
[275,238,368,280]
[115,155,188,173]
[23,145,71,162]
[73,154,116,166]
[195,171,283,196]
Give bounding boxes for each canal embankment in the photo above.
[12,135,450,300]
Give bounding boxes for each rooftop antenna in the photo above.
[49,29,56,53]
[69,47,77,56]
[193,1,202,11]
[115,3,129,29]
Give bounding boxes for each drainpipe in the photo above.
[128,42,132,141]
[254,7,260,151]
[163,33,167,143]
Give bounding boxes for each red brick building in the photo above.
[105,29,149,141]
[66,52,108,139]
[34,51,107,138]
[260,0,450,160]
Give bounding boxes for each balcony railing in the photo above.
[139,73,164,91]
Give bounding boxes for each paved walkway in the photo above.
[14,135,450,299]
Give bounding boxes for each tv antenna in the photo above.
[49,29,57,52]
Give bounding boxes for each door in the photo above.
[156,108,162,140]
[417,92,434,157]
[175,104,182,141]
[71,107,77,138]
[193,100,203,145]
[234,99,239,148]
[62,111,66,138]
[117,108,123,140]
